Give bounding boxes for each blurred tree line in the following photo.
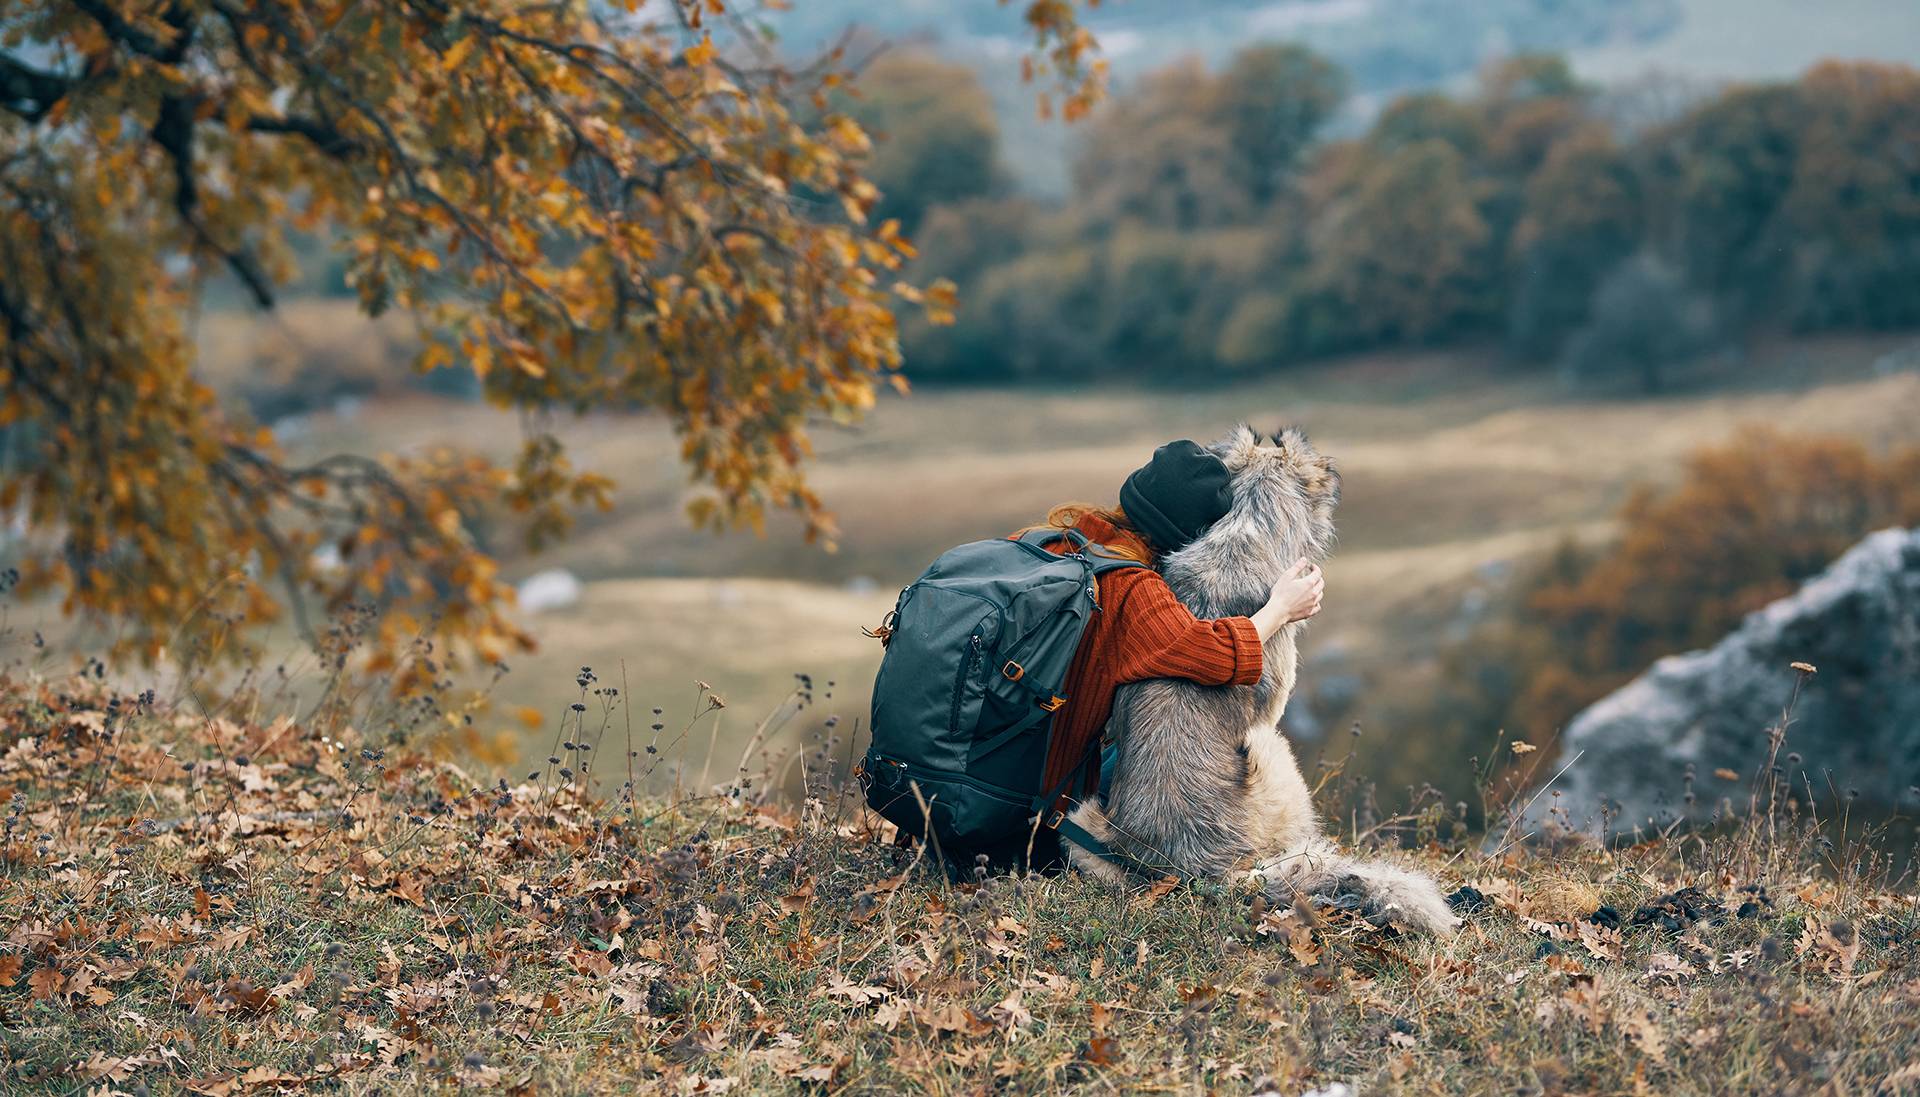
[870,48,1920,386]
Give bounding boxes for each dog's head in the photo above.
[1163,425,1339,610]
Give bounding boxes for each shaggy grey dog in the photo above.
[1064,425,1459,935]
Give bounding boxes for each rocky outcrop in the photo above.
[1532,527,1920,836]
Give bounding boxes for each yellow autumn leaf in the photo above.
[442,34,476,71]
[684,33,715,67]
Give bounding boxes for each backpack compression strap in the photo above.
[971,692,1061,763]
[1029,735,1197,885]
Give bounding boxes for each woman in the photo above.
[1008,439,1326,869]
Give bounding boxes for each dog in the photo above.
[1064,425,1459,936]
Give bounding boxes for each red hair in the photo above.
[1017,503,1157,566]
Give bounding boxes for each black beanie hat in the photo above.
[1119,439,1233,554]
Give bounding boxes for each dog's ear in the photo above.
[1211,424,1263,468]
[1271,425,1310,449]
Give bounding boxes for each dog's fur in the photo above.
[1064,426,1459,935]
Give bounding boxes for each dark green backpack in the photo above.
[859,527,1144,860]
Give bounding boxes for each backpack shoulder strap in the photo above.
[1013,526,1083,553]
[1013,527,1149,575]
[1084,548,1149,576]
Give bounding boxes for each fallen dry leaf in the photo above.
[777,880,814,915]
[813,979,889,1006]
[1132,874,1181,909]
[1577,920,1624,962]
[1620,1008,1668,1065]
[1081,1036,1120,1066]
[990,989,1034,1038]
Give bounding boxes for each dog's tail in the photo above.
[1256,838,1460,936]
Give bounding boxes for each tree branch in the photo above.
[70,0,189,61]
[245,113,362,159]
[151,93,276,308]
[0,51,75,123]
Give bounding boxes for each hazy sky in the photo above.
[1570,0,1920,83]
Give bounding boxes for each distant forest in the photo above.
[864,49,1920,387]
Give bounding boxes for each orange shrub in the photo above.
[1419,429,1920,776]
[1524,429,1920,712]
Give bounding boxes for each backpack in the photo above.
[858,527,1144,861]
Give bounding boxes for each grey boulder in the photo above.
[1530,527,1920,837]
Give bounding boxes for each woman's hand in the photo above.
[1251,559,1324,640]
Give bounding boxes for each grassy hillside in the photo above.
[160,306,1920,775]
[2,669,1916,1094]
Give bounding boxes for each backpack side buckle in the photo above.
[861,609,899,646]
[1040,695,1067,712]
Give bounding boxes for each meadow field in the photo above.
[153,304,1920,790]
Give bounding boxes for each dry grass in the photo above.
[2,664,1917,1095]
[510,579,896,755]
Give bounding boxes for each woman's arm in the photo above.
[1251,559,1324,641]
[1107,560,1327,688]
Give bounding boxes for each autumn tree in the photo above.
[1558,252,1715,392]
[1207,43,1346,205]
[1639,82,1806,319]
[1773,61,1920,330]
[895,195,1046,380]
[1452,56,1591,274]
[1298,138,1493,346]
[1071,44,1344,232]
[0,0,1098,677]
[1479,52,1583,107]
[1368,91,1486,158]
[1071,58,1257,231]
[1505,127,1644,358]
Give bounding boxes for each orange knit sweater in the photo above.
[1023,513,1264,797]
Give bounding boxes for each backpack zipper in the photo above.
[947,634,983,734]
[873,754,1030,806]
